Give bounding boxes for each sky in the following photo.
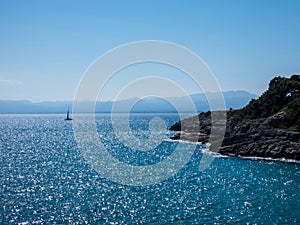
[0,0,300,102]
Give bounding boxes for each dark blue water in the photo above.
[0,114,299,224]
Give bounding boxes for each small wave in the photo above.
[238,155,300,164]
[164,138,204,146]
[201,148,230,158]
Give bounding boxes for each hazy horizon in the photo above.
[0,89,257,103]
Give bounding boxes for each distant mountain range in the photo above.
[0,90,257,114]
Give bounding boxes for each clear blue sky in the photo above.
[0,0,300,102]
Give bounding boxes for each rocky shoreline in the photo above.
[169,75,300,161]
[170,111,300,161]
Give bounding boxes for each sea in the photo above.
[0,113,299,224]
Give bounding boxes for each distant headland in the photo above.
[170,75,300,161]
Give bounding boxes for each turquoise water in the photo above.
[0,114,299,224]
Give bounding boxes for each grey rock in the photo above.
[170,111,300,161]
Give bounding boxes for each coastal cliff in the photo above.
[170,75,300,160]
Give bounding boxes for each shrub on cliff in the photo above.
[239,75,300,120]
[280,97,300,131]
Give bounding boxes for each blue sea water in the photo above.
[0,113,299,224]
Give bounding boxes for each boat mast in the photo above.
[67,108,70,120]
[65,107,72,120]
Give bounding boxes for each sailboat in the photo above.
[65,108,72,121]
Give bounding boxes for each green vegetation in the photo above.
[232,75,300,131]
[281,97,300,131]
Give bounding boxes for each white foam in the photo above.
[166,138,300,163]
[237,155,300,164]
[164,138,204,146]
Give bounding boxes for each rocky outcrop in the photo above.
[170,111,300,160]
[169,75,300,161]
[221,115,300,160]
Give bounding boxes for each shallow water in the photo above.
[0,114,299,224]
